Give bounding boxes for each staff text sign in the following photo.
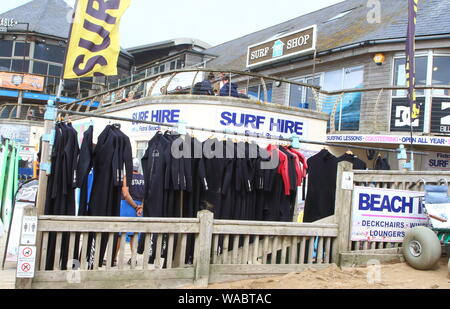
[351,187,429,243]
[247,25,317,68]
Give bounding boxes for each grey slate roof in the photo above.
[0,0,72,39]
[0,0,133,58]
[204,0,450,70]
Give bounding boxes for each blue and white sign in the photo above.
[351,187,429,243]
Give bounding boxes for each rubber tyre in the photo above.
[402,226,442,270]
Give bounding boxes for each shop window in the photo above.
[33,43,65,63]
[11,60,29,73]
[0,40,13,57]
[32,61,48,75]
[289,75,320,109]
[0,59,11,71]
[432,56,450,97]
[393,56,427,97]
[13,42,30,57]
[322,66,363,131]
[248,83,272,102]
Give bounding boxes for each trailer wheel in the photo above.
[402,226,441,270]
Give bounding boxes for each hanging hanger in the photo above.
[346,149,354,156]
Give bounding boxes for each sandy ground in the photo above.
[203,259,450,289]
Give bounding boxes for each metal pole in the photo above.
[16,22,29,119]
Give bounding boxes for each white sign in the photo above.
[425,203,450,229]
[21,216,37,245]
[16,246,36,278]
[351,187,429,243]
[342,172,354,190]
[327,134,450,147]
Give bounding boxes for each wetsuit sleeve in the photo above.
[122,135,133,188]
[198,158,208,191]
[76,126,93,188]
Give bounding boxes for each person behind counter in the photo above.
[219,75,239,98]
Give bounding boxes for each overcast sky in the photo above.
[1,0,345,48]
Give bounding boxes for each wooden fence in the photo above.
[21,209,339,289]
[16,162,450,288]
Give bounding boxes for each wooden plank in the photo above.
[166,234,175,269]
[232,236,239,265]
[363,241,369,251]
[154,234,163,269]
[252,236,260,264]
[299,237,306,264]
[317,237,324,264]
[79,233,89,271]
[178,234,187,268]
[222,235,229,265]
[271,236,279,264]
[117,233,126,270]
[106,233,114,270]
[325,237,331,264]
[66,233,76,270]
[307,237,314,264]
[193,210,214,287]
[289,236,298,264]
[242,235,250,265]
[39,216,200,224]
[262,236,269,264]
[210,264,332,276]
[131,234,139,269]
[40,232,49,271]
[93,233,101,271]
[212,234,219,264]
[37,221,200,234]
[53,232,62,271]
[213,224,338,237]
[142,233,152,270]
[280,237,288,265]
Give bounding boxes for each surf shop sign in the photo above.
[0,18,18,32]
[351,187,429,243]
[247,25,317,68]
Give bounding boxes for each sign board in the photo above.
[425,203,450,229]
[351,186,428,243]
[0,27,7,33]
[327,134,450,147]
[0,18,18,28]
[390,97,425,133]
[16,246,36,278]
[247,25,317,68]
[431,97,450,135]
[422,152,450,171]
[0,72,45,92]
[0,124,31,144]
[20,216,37,245]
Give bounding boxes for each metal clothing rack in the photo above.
[55,108,429,156]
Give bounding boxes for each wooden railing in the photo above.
[19,209,339,289]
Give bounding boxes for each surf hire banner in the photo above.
[406,0,420,121]
[63,0,131,79]
[351,187,429,243]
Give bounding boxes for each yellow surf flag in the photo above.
[63,0,131,79]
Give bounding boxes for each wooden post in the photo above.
[193,210,213,288]
[15,206,38,289]
[332,161,353,265]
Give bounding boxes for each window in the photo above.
[0,59,11,71]
[14,42,30,57]
[159,64,165,73]
[393,56,427,96]
[432,56,450,96]
[321,66,364,131]
[289,75,321,109]
[248,83,272,102]
[170,61,176,70]
[0,40,13,57]
[11,60,29,73]
[153,66,159,75]
[48,64,62,77]
[176,59,183,69]
[32,61,48,75]
[34,43,65,63]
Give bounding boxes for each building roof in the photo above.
[0,0,72,39]
[0,0,134,58]
[127,38,211,54]
[204,0,450,70]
